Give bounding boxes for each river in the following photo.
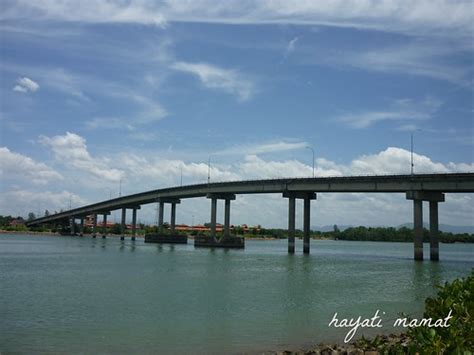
[1,234,472,353]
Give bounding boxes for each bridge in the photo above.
[27,173,474,260]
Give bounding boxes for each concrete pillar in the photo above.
[303,197,311,254]
[102,214,107,238]
[131,208,137,241]
[224,199,231,238]
[158,202,164,229]
[121,208,126,240]
[407,191,444,261]
[79,218,84,236]
[413,200,423,261]
[210,198,217,241]
[288,197,296,253]
[92,214,97,238]
[70,217,75,235]
[170,203,176,234]
[429,201,439,261]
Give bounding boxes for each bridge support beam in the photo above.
[283,192,317,254]
[121,208,126,240]
[406,191,445,261]
[131,208,137,241]
[92,214,97,238]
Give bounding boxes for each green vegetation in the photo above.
[355,270,474,354]
[1,214,472,242]
[236,225,474,243]
[330,226,474,243]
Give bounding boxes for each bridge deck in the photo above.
[27,173,474,226]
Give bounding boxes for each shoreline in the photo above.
[264,333,410,355]
[0,230,469,243]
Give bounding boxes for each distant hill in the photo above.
[312,224,474,234]
[312,225,353,232]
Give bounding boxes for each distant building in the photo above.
[9,218,25,227]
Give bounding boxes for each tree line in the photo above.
[1,215,473,242]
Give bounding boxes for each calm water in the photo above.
[1,234,473,354]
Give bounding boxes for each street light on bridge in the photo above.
[208,155,212,184]
[306,146,315,178]
[411,129,422,175]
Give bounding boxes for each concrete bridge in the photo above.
[27,173,474,260]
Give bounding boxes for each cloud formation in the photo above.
[171,61,256,101]
[12,77,39,93]
[3,1,472,37]
[1,136,473,226]
[0,147,62,184]
[38,132,123,182]
[336,97,442,129]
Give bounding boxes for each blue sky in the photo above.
[0,1,473,228]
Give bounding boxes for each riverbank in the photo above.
[264,333,409,355]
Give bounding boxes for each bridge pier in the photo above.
[158,201,164,230]
[120,208,126,240]
[170,203,176,234]
[194,194,243,248]
[406,191,445,261]
[429,201,439,261]
[92,213,97,238]
[131,208,137,241]
[224,198,231,238]
[102,213,108,238]
[70,217,76,235]
[79,217,84,236]
[145,199,183,244]
[284,192,317,254]
[287,196,296,253]
[210,197,217,242]
[207,193,236,241]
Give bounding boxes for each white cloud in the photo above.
[0,189,87,217]
[285,37,299,56]
[4,0,166,26]
[171,61,256,101]
[350,147,474,175]
[118,153,239,191]
[0,147,62,184]
[85,117,135,131]
[38,132,124,182]
[85,93,168,130]
[2,135,472,226]
[12,77,39,93]
[336,97,442,129]
[3,1,472,37]
[217,141,309,156]
[346,43,470,85]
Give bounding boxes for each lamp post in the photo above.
[306,146,315,178]
[207,155,212,184]
[411,129,421,175]
[119,179,122,197]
